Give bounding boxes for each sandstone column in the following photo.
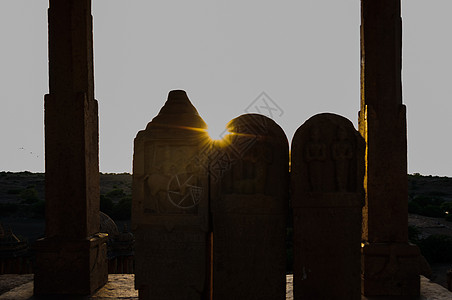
[360,0,423,296]
[34,0,108,295]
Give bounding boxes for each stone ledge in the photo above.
[0,275,33,295]
[0,274,450,300]
[362,276,452,300]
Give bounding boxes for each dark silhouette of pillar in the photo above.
[359,0,424,296]
[34,0,108,295]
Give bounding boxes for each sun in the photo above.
[207,124,227,142]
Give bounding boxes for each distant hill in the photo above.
[408,173,452,202]
[1,171,452,202]
[0,171,132,205]
[1,171,451,218]
[0,172,132,220]
[0,172,45,204]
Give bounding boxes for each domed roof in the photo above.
[0,223,21,244]
[0,223,28,257]
[100,211,120,237]
[146,90,207,130]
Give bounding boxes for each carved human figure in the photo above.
[332,126,353,192]
[305,127,327,192]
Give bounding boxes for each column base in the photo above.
[361,242,423,297]
[34,233,108,295]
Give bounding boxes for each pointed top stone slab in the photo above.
[146,90,207,131]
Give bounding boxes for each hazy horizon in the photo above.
[1,1,451,176]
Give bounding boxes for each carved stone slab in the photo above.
[211,114,289,300]
[291,113,365,300]
[132,90,210,300]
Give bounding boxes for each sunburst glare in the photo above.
[207,123,227,142]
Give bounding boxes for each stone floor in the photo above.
[0,274,450,300]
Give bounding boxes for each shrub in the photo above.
[413,195,443,207]
[410,196,447,218]
[111,196,131,220]
[106,189,126,201]
[31,200,46,218]
[428,191,448,197]
[417,235,452,263]
[445,214,452,222]
[408,225,421,243]
[0,203,20,216]
[441,202,452,213]
[100,194,114,216]
[408,201,422,214]
[7,189,21,195]
[422,205,445,218]
[20,187,40,204]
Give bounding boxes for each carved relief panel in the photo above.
[292,113,365,194]
[291,113,365,300]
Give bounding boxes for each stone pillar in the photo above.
[34,0,108,295]
[132,90,210,300]
[291,113,365,300]
[360,0,423,296]
[211,114,288,300]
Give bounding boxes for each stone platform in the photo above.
[0,274,450,299]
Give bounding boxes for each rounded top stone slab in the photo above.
[224,113,288,145]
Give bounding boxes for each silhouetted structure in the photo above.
[0,223,31,274]
[100,212,135,274]
[291,113,365,300]
[211,114,288,300]
[132,90,210,300]
[133,93,367,298]
[34,0,108,295]
[359,0,426,296]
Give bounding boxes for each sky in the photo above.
[1,1,451,176]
